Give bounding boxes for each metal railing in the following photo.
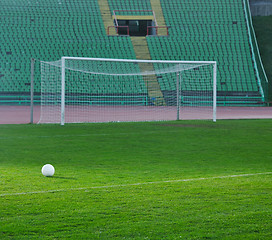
[107,25,129,36]
[147,26,169,36]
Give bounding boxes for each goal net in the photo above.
[39,57,216,125]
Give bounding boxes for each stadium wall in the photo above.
[250,0,272,16]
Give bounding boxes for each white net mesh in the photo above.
[39,58,216,124]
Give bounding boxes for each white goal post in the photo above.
[39,57,217,125]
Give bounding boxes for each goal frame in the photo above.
[59,57,217,125]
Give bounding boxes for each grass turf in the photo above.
[0,120,272,239]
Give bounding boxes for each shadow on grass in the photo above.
[49,176,77,180]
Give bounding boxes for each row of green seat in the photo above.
[146,0,261,95]
[108,0,152,14]
[0,0,141,94]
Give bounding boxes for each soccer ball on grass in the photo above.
[41,164,55,177]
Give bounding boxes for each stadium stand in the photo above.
[0,0,144,100]
[148,0,264,104]
[0,0,267,105]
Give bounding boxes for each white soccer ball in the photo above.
[41,164,55,177]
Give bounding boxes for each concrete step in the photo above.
[97,0,117,35]
[150,0,166,26]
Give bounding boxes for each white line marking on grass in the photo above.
[1,172,271,197]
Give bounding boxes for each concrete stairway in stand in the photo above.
[97,0,117,35]
[131,37,165,106]
[98,0,166,105]
[150,0,168,35]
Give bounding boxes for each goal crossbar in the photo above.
[61,56,216,65]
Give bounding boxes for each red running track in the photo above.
[0,105,271,124]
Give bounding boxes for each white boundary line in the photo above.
[1,172,271,197]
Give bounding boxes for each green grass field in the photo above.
[1,120,272,239]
